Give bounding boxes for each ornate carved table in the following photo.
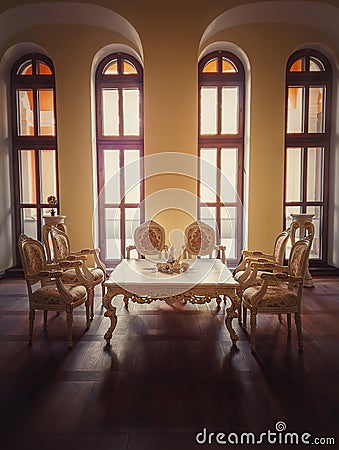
[102,258,240,344]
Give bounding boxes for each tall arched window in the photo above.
[285,49,332,264]
[198,51,245,265]
[11,53,58,244]
[95,52,144,265]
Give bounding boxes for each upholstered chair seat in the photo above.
[31,284,87,307]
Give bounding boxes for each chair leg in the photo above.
[242,305,247,329]
[29,308,35,344]
[85,298,90,329]
[43,310,48,331]
[295,313,303,350]
[66,310,73,348]
[250,309,257,350]
[88,287,95,320]
[287,313,292,335]
[278,313,283,323]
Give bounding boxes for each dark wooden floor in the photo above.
[0,276,338,450]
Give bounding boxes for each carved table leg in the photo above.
[225,290,240,343]
[102,289,118,344]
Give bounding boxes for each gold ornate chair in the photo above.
[126,220,167,259]
[50,226,106,319]
[18,234,89,348]
[242,236,312,350]
[233,228,291,296]
[182,221,226,264]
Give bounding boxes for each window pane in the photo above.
[125,208,140,248]
[124,150,140,203]
[102,89,119,136]
[19,150,36,203]
[285,206,302,258]
[17,90,34,136]
[37,61,52,75]
[287,87,304,133]
[200,207,217,233]
[105,208,121,259]
[17,60,33,75]
[308,86,325,133]
[200,87,217,135]
[220,148,237,202]
[202,58,217,73]
[104,149,120,203]
[122,88,140,136]
[307,147,324,202]
[221,207,236,259]
[286,148,302,202]
[38,89,55,136]
[103,60,118,75]
[40,150,57,203]
[123,60,137,74]
[200,148,217,202]
[22,208,37,239]
[222,58,237,73]
[221,86,239,134]
[306,205,322,259]
[310,57,325,72]
[290,58,305,72]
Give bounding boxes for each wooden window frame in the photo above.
[95,53,144,265]
[284,49,332,265]
[10,53,58,258]
[198,51,245,265]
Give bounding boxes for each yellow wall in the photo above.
[0,0,338,268]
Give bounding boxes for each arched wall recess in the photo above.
[0,2,143,58]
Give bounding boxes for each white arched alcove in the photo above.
[198,42,251,251]
[90,43,144,248]
[199,0,339,267]
[0,2,144,273]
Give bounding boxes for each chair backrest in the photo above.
[184,221,216,257]
[288,237,312,280]
[18,234,47,285]
[272,230,290,263]
[50,226,71,262]
[133,220,166,257]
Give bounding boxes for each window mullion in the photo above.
[217,84,222,136]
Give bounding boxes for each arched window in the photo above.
[95,53,144,264]
[198,51,245,264]
[11,53,58,244]
[285,49,332,263]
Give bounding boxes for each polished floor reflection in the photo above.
[0,276,338,450]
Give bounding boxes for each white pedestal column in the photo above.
[290,213,314,288]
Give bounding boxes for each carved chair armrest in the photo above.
[37,270,63,279]
[55,259,93,286]
[58,259,83,269]
[66,254,87,262]
[216,245,226,264]
[242,262,286,287]
[126,245,142,260]
[260,272,303,289]
[243,250,275,259]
